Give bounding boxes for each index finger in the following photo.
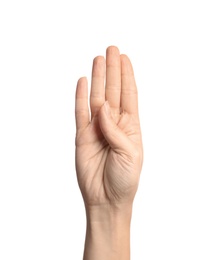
[120,54,139,115]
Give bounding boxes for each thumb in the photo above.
[98,101,131,151]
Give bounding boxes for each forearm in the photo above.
[83,204,133,260]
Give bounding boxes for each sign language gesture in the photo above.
[75,46,143,210]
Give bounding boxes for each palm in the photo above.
[75,47,143,207]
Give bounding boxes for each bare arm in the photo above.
[75,46,143,260]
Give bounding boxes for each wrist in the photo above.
[85,202,133,223]
[83,203,133,260]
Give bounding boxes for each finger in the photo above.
[99,101,132,151]
[120,54,138,115]
[75,77,90,130]
[105,46,121,112]
[90,56,105,118]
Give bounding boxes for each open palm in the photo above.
[75,46,143,208]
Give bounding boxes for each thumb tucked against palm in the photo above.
[98,101,133,152]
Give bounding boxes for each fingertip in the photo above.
[98,101,131,150]
[120,54,131,65]
[75,77,90,129]
[102,101,111,116]
[93,55,105,65]
[106,45,120,55]
[76,77,88,98]
[77,76,87,86]
[120,54,134,75]
[92,56,105,77]
[120,53,129,60]
[99,101,108,118]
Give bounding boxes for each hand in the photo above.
[75,46,143,260]
[75,46,143,209]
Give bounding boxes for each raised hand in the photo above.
[75,46,143,210]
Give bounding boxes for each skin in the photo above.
[75,46,143,260]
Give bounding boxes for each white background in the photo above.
[0,0,220,259]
